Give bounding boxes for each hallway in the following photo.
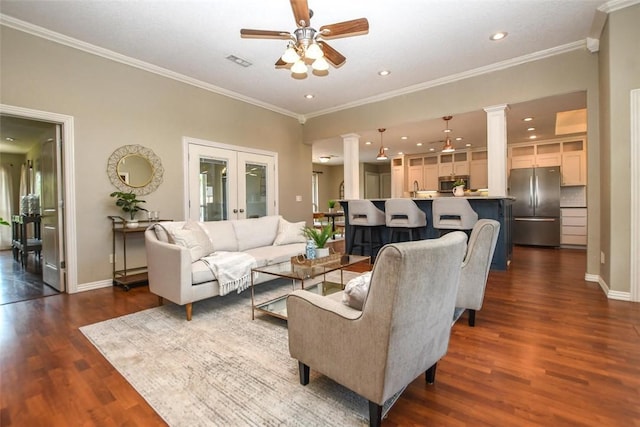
[0,249,58,305]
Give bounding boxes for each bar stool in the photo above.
[346,200,385,257]
[385,199,427,242]
[432,198,478,238]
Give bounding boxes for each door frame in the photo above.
[1,104,77,293]
[182,136,279,220]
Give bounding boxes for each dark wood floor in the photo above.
[1,246,639,426]
[0,249,59,305]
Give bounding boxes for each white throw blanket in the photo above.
[201,252,257,296]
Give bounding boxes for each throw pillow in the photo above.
[273,218,306,245]
[160,221,214,262]
[342,271,372,310]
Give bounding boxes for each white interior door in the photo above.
[41,125,64,291]
[188,142,276,221]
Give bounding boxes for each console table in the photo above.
[108,216,170,290]
[11,214,42,269]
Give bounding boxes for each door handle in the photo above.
[233,209,238,213]
[529,176,533,207]
[239,209,245,213]
[535,176,539,207]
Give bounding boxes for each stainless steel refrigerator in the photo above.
[509,166,561,246]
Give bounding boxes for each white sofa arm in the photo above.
[145,228,193,305]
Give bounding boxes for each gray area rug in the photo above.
[81,272,400,426]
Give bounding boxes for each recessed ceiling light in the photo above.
[378,70,391,76]
[383,147,389,151]
[455,137,463,141]
[490,32,508,41]
[429,148,435,152]
[527,127,535,131]
[529,135,537,139]
[304,94,314,99]
[5,137,15,142]
[365,141,372,145]
[416,142,423,147]
[319,156,330,163]
[397,151,404,155]
[523,117,533,122]
[465,143,472,147]
[401,136,408,140]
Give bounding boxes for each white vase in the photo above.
[126,220,139,228]
[453,185,465,197]
[316,247,330,258]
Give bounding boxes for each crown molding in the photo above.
[0,14,300,121]
[304,40,586,119]
[599,0,640,13]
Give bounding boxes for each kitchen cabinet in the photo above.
[391,157,404,198]
[510,143,560,169]
[469,151,488,189]
[439,152,468,177]
[423,160,439,191]
[407,157,424,190]
[561,208,587,246]
[405,155,438,191]
[561,140,587,185]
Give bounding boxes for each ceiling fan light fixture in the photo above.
[291,59,307,74]
[305,42,323,60]
[319,156,330,163]
[311,56,329,71]
[281,45,300,63]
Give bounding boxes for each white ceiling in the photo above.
[0,0,607,159]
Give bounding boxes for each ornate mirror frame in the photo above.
[107,144,164,195]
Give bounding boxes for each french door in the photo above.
[188,142,276,221]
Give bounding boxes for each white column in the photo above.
[484,104,509,197]
[342,133,360,199]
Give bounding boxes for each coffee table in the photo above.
[250,254,370,320]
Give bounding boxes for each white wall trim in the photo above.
[630,88,640,302]
[77,279,112,292]
[586,274,632,301]
[584,273,600,282]
[0,104,78,294]
[607,290,631,301]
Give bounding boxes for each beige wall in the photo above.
[303,48,602,278]
[0,26,309,285]
[598,4,640,292]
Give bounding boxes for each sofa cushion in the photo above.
[342,271,372,310]
[273,218,306,245]
[166,221,215,262]
[233,215,280,251]
[191,259,216,285]
[199,221,238,252]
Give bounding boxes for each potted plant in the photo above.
[452,179,466,197]
[0,217,9,226]
[110,191,147,227]
[302,224,333,258]
[328,200,336,212]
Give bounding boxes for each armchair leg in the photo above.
[186,303,193,321]
[298,362,310,385]
[368,401,382,427]
[425,363,437,384]
[158,296,164,306]
[468,309,476,327]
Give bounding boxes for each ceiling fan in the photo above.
[240,0,369,76]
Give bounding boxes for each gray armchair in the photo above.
[455,219,500,326]
[286,232,468,427]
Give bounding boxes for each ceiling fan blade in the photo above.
[290,0,311,27]
[275,58,288,68]
[318,41,346,67]
[240,29,292,39]
[319,18,369,39]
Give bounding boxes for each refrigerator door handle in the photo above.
[535,175,540,207]
[529,176,533,207]
[514,217,558,222]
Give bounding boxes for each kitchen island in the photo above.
[340,196,514,270]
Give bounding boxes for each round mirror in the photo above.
[117,154,153,188]
[107,145,164,195]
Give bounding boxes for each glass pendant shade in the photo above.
[281,46,300,64]
[305,42,323,60]
[291,59,307,74]
[311,57,329,71]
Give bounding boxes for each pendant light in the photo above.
[441,116,455,153]
[376,128,388,160]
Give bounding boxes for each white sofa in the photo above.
[144,215,307,320]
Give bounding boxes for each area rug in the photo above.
[80,272,400,426]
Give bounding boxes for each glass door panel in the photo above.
[238,152,275,219]
[199,158,228,221]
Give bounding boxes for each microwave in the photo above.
[438,176,469,193]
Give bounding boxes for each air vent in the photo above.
[226,55,252,68]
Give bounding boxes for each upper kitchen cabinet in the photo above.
[560,140,587,186]
[439,152,469,177]
[510,143,561,169]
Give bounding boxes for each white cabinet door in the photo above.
[511,155,536,169]
[469,159,488,189]
[407,165,424,190]
[424,164,439,191]
[561,151,586,185]
[536,152,562,167]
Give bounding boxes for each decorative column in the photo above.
[341,133,360,199]
[484,104,509,197]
